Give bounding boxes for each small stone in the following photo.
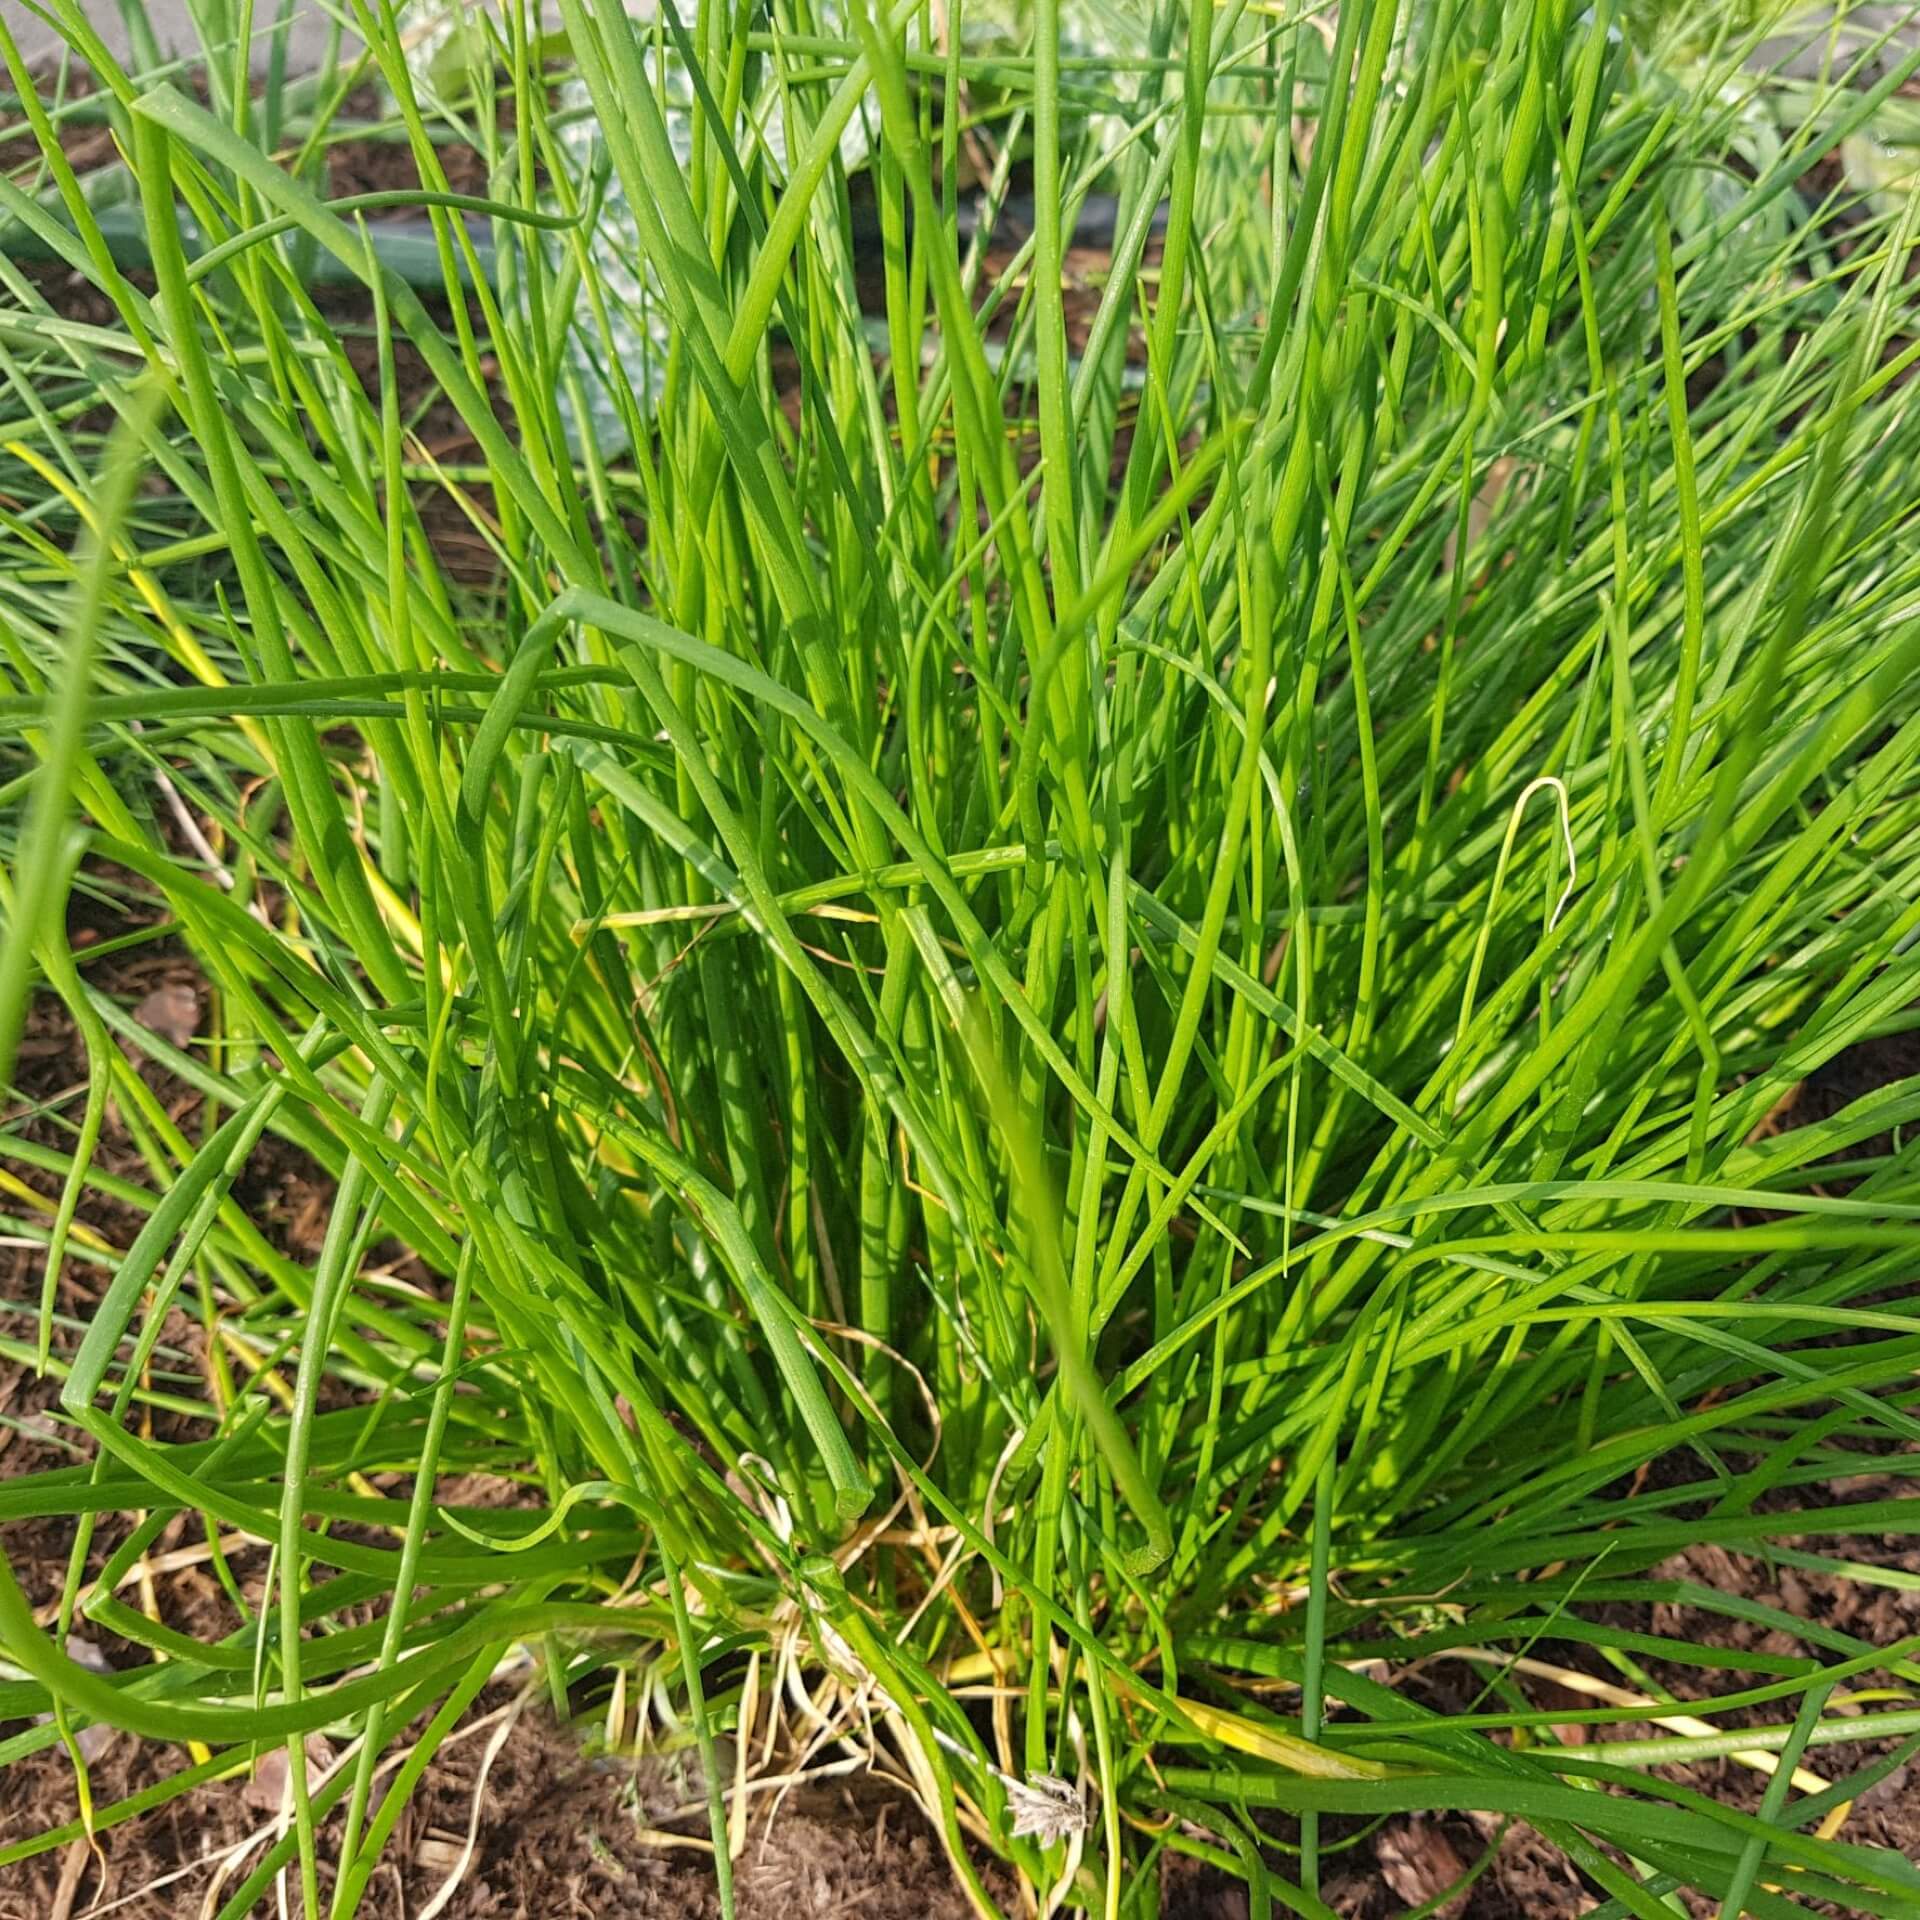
[242,1736,335,1812]
[133,984,199,1049]
[34,1638,115,1762]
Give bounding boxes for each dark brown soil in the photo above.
[0,1697,988,1919]
[324,90,495,206]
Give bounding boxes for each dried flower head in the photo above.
[1006,1772,1088,1845]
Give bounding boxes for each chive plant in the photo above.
[4,0,1920,1913]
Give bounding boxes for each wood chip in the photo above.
[1377,1818,1471,1918]
[48,1835,90,1920]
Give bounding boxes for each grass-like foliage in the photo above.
[4,0,1920,1911]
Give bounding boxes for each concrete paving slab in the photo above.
[1,0,357,73]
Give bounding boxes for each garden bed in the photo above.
[7,8,1920,1918]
